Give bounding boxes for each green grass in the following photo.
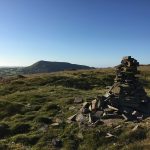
[0,68,150,149]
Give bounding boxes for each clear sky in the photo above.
[0,0,150,67]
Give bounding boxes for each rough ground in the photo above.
[0,68,150,150]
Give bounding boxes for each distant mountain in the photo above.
[22,60,93,74]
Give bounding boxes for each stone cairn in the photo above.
[68,56,150,124]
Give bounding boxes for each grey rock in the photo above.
[76,113,85,122]
[137,115,143,120]
[102,113,120,119]
[108,105,118,111]
[80,107,90,114]
[132,111,138,115]
[88,113,92,123]
[83,102,90,108]
[114,125,121,129]
[69,106,76,110]
[105,133,116,138]
[94,111,103,119]
[122,114,128,121]
[89,105,92,111]
[93,120,104,126]
[74,97,83,104]
[51,123,60,126]
[104,92,111,98]
[67,114,77,121]
[91,99,97,111]
[132,125,139,131]
[80,102,90,114]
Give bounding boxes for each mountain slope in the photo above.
[22,61,93,74]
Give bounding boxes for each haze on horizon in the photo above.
[0,0,150,67]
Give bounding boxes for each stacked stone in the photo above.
[104,56,150,120]
[68,56,150,124]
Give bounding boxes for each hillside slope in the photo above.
[0,69,150,149]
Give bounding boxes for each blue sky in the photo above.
[0,0,150,67]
